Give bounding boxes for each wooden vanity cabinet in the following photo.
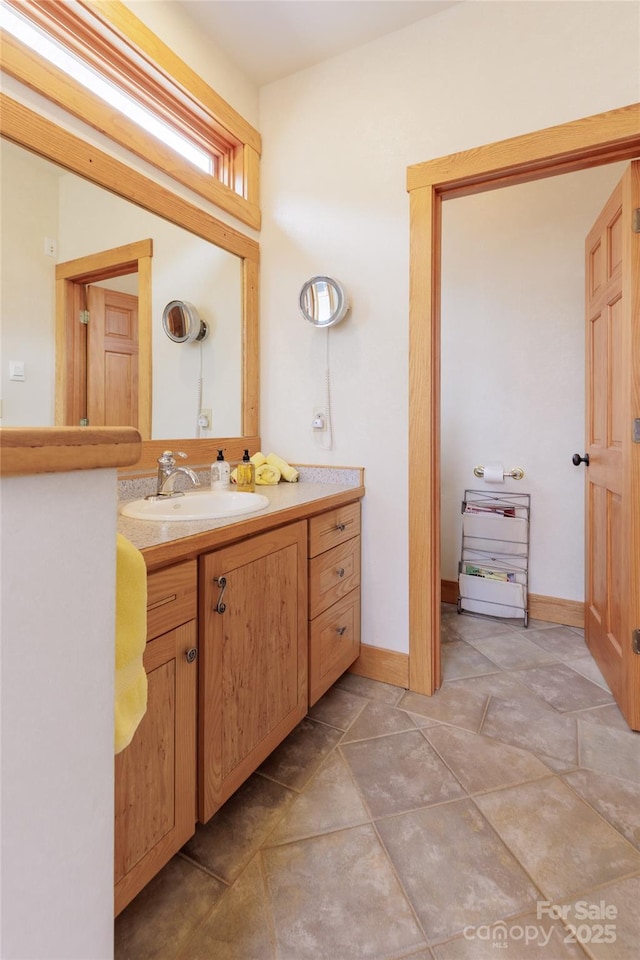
[199,521,308,823]
[114,560,198,917]
[308,502,361,705]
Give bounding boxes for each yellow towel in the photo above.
[266,452,299,482]
[255,463,281,485]
[231,451,267,483]
[114,533,148,755]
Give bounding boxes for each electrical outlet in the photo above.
[44,237,57,258]
[311,408,326,431]
[198,408,212,429]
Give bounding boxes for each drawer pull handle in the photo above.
[185,647,198,664]
[336,626,347,636]
[336,567,345,578]
[336,522,346,532]
[213,575,227,614]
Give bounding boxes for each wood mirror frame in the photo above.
[0,94,259,470]
[407,103,640,697]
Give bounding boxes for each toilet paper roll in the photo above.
[483,462,504,484]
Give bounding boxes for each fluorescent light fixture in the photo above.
[0,4,212,174]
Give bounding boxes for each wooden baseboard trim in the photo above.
[441,580,584,628]
[349,643,409,689]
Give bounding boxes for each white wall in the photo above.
[0,142,58,425]
[259,0,640,651]
[441,164,625,601]
[1,468,118,960]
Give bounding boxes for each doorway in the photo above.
[55,238,152,437]
[406,103,640,699]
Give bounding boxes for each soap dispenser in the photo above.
[210,449,230,490]
[236,449,255,492]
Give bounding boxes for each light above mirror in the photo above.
[299,276,350,328]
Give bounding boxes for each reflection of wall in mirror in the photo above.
[0,139,243,438]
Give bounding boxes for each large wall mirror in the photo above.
[0,95,260,466]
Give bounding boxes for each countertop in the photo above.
[118,477,365,571]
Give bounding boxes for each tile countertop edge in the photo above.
[119,481,365,571]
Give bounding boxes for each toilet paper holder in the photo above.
[473,465,525,481]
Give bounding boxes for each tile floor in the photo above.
[115,607,640,959]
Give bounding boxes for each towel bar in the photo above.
[473,465,525,481]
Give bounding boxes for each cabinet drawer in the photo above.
[309,535,360,619]
[146,560,197,641]
[309,589,360,706]
[308,502,360,558]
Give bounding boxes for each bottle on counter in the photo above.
[210,449,230,490]
[236,449,255,492]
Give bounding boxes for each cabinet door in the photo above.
[114,621,197,916]
[199,521,308,822]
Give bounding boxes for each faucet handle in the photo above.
[159,450,187,465]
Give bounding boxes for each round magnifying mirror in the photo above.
[162,300,208,343]
[299,276,349,328]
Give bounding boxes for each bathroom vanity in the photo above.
[115,474,364,914]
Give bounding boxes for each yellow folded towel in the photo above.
[266,452,299,482]
[255,463,281,485]
[231,451,267,483]
[114,533,148,755]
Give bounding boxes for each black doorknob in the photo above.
[572,453,589,466]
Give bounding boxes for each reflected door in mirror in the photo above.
[87,286,139,428]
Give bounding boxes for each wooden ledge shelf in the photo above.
[0,427,142,476]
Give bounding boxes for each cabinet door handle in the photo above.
[336,626,347,636]
[213,575,227,614]
[336,567,345,578]
[185,647,198,664]
[336,522,346,532]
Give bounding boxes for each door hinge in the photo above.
[79,309,89,324]
[79,417,89,426]
[634,419,640,443]
[633,209,640,233]
[633,629,640,655]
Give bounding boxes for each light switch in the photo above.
[9,361,25,381]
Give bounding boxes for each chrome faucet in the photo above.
[146,451,200,500]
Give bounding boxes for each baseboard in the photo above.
[441,579,584,628]
[349,643,409,688]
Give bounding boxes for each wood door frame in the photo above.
[407,102,640,696]
[55,239,152,437]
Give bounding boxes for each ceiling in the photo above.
[176,1,460,86]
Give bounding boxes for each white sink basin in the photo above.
[120,489,270,522]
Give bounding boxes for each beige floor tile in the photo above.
[341,729,466,818]
[307,684,368,730]
[377,799,539,945]
[441,640,499,680]
[177,856,275,960]
[468,633,557,671]
[569,702,629,732]
[562,876,640,960]
[565,655,611,691]
[115,856,226,960]
[265,750,370,846]
[341,699,419,743]
[563,768,640,848]
[525,626,589,661]
[397,686,488,732]
[423,725,550,794]
[512,663,614,712]
[444,671,543,705]
[449,615,520,641]
[482,692,580,769]
[335,672,406,705]
[258,716,343,791]
[181,773,294,884]
[577,718,640,784]
[263,824,427,959]
[475,777,640,900]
